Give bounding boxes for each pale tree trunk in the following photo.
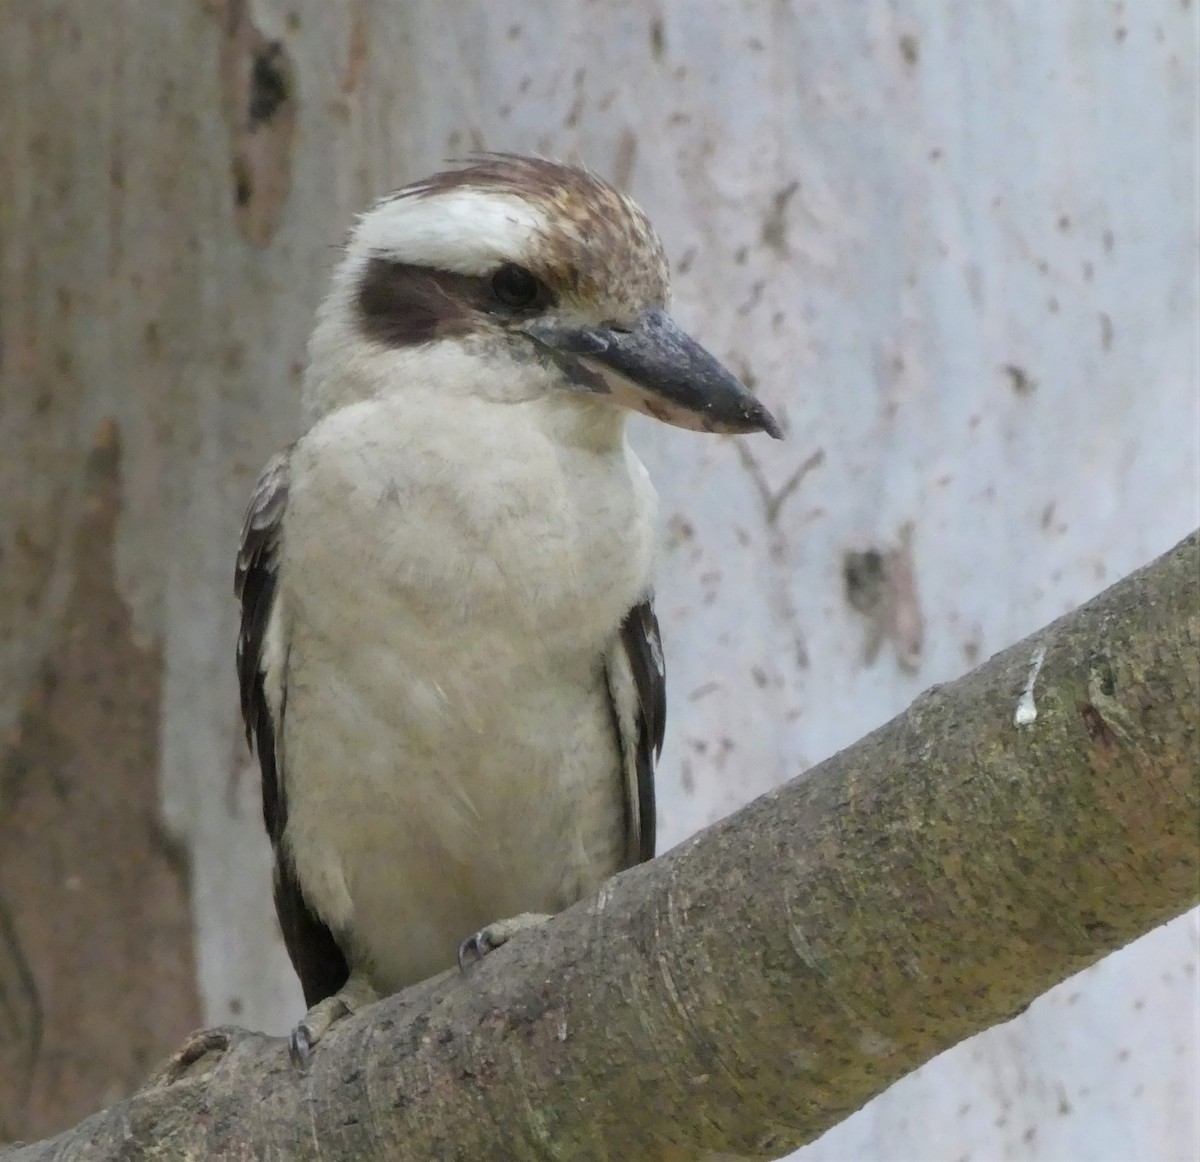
[0,0,1195,1156]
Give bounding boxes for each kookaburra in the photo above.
[236,154,780,1058]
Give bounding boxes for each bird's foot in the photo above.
[457,912,553,971]
[289,974,379,1068]
[147,1027,233,1087]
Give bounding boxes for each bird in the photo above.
[235,154,781,1060]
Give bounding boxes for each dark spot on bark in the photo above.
[211,4,296,245]
[761,182,799,256]
[249,43,290,126]
[649,17,665,60]
[1099,312,1114,350]
[665,515,695,549]
[898,33,920,66]
[844,550,886,615]
[233,158,252,206]
[1003,364,1036,396]
[1080,702,1118,747]
[613,128,638,188]
[1057,214,1071,231]
[221,342,245,372]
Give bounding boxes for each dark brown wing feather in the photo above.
[235,451,349,1006]
[612,600,665,865]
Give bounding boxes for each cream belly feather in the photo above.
[273,390,656,993]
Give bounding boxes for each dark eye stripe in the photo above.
[356,257,557,348]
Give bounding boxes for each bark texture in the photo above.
[0,427,200,1140]
[4,531,1196,1162]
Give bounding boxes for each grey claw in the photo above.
[457,914,551,973]
[457,930,491,972]
[289,1025,314,1068]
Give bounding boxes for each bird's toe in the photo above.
[287,975,379,1068]
[457,912,553,972]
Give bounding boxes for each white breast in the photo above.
[275,390,656,992]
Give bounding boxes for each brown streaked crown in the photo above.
[385,154,671,314]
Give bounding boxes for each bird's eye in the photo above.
[490,264,542,309]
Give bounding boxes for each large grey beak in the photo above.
[523,307,782,439]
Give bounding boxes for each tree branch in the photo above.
[6,532,1197,1162]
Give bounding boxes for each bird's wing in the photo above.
[235,451,349,1006]
[607,600,665,866]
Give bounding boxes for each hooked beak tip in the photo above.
[755,405,785,440]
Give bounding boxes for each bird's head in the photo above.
[304,154,780,441]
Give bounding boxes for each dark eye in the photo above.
[490,263,542,309]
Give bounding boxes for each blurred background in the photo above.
[1,1,1196,1155]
